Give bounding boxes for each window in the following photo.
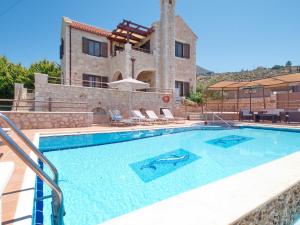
[60,38,64,59]
[82,74,109,88]
[175,41,190,59]
[175,81,190,97]
[82,37,108,57]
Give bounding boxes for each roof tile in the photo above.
[70,21,111,37]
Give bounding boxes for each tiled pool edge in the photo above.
[232,181,300,225]
[39,125,229,152]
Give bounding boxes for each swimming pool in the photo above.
[35,125,300,225]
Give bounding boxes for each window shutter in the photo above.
[82,38,88,54]
[184,44,190,59]
[184,82,190,96]
[102,42,108,57]
[82,74,89,87]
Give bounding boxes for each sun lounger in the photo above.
[108,110,136,126]
[131,110,155,124]
[145,110,168,124]
[162,109,185,123]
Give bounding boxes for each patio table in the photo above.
[254,113,279,123]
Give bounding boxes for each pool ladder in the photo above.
[0,113,65,225]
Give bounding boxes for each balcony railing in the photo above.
[132,47,152,54]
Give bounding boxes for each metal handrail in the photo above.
[204,107,233,127]
[0,127,64,225]
[0,113,59,184]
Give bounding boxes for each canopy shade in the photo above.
[109,20,154,44]
[208,73,300,90]
[108,78,150,91]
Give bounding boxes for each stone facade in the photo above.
[174,16,197,91]
[233,181,300,225]
[60,0,197,95]
[0,111,93,130]
[34,73,174,122]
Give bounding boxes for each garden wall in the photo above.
[0,111,93,130]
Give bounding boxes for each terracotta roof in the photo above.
[69,20,111,37]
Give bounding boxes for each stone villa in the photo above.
[60,0,197,97]
[12,0,198,124]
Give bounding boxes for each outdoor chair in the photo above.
[131,110,155,125]
[285,111,300,123]
[162,109,185,123]
[239,109,254,121]
[108,110,136,126]
[145,110,168,124]
[255,109,283,123]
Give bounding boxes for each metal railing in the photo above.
[0,98,88,112]
[0,113,65,225]
[205,100,300,113]
[204,107,234,128]
[132,47,153,54]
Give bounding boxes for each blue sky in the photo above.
[0,0,299,72]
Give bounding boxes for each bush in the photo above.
[187,91,203,105]
[0,56,61,99]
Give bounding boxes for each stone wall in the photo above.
[0,111,93,130]
[233,181,300,225]
[34,73,174,120]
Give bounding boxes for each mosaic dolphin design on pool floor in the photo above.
[140,154,190,170]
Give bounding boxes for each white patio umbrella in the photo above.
[108,78,150,117]
[108,78,150,91]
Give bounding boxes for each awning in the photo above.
[208,73,300,90]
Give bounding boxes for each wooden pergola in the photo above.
[208,73,300,112]
[109,20,154,44]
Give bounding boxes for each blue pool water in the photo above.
[36,126,300,225]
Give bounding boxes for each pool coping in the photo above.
[16,123,300,225]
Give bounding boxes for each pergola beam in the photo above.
[111,31,142,42]
[108,36,136,44]
[110,19,154,44]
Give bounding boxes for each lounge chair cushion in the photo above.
[112,115,122,121]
